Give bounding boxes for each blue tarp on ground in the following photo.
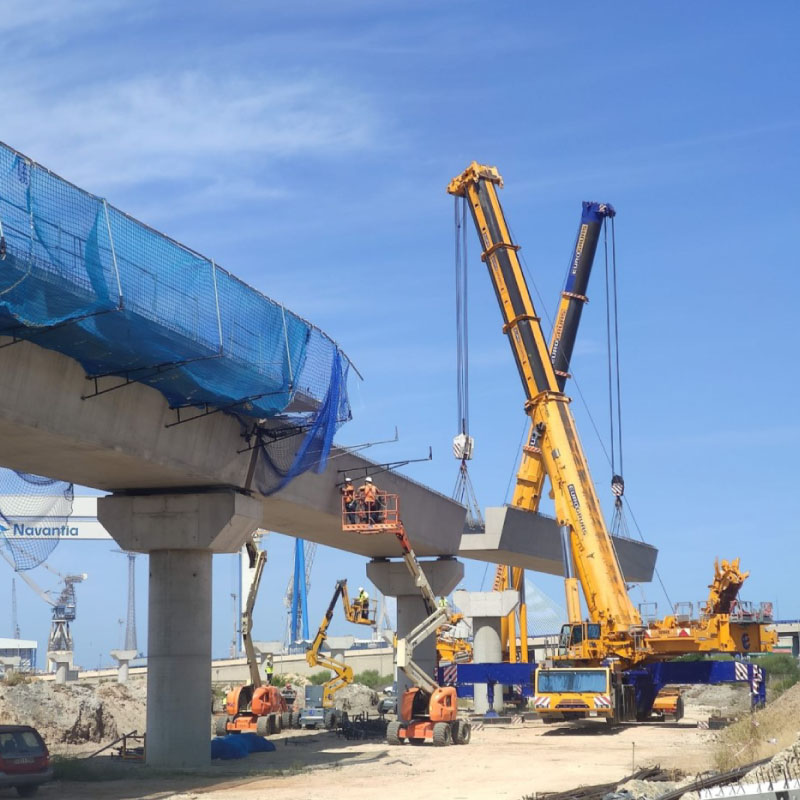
[211,734,276,760]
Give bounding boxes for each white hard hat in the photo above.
[358,587,364,592]
[365,476,373,483]
[343,476,350,482]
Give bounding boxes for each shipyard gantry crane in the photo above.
[448,162,775,723]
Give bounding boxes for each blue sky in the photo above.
[2,2,799,668]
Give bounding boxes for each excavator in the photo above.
[217,538,292,736]
[448,163,776,724]
[343,493,471,745]
[303,577,376,724]
[494,201,615,663]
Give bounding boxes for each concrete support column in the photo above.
[367,558,463,699]
[454,590,519,715]
[148,550,211,766]
[98,489,261,769]
[110,649,137,683]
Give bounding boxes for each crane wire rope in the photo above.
[509,222,674,612]
[453,197,483,529]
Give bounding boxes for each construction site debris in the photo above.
[523,767,676,800]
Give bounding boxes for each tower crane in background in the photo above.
[448,162,776,724]
[495,200,615,662]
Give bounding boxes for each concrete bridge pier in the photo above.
[98,489,261,769]
[110,649,138,683]
[454,590,519,715]
[367,558,464,699]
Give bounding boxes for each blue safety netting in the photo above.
[0,141,351,490]
[0,470,73,570]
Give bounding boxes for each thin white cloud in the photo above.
[0,71,378,193]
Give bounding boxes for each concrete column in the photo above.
[367,558,463,699]
[98,489,261,769]
[47,651,74,685]
[454,590,519,715]
[110,649,137,683]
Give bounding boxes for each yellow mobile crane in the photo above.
[448,163,776,723]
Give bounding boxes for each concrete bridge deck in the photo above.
[0,336,657,576]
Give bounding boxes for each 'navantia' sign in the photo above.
[0,517,111,540]
[4,524,80,537]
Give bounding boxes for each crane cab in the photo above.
[557,621,603,660]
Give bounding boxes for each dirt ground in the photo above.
[26,701,718,800]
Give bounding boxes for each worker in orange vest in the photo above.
[358,476,379,524]
[341,476,357,524]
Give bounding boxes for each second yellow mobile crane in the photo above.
[448,162,775,723]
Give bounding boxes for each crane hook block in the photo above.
[453,433,474,461]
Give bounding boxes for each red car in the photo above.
[0,726,52,797]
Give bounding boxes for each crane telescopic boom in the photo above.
[449,164,640,657]
[497,200,615,657]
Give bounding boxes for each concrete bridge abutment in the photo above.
[98,489,261,769]
[367,557,464,699]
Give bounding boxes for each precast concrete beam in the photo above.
[460,506,658,583]
[368,558,464,699]
[454,590,519,715]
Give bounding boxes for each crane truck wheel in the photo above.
[274,714,283,733]
[386,720,404,745]
[674,696,685,722]
[281,712,291,729]
[214,716,229,737]
[432,722,452,747]
[256,716,270,737]
[454,719,471,744]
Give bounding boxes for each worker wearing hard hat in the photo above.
[358,476,380,525]
[263,654,274,685]
[357,586,370,621]
[341,476,357,524]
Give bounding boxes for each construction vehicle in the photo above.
[437,611,472,665]
[217,539,292,736]
[343,493,471,745]
[493,201,615,663]
[448,162,776,724]
[303,577,376,723]
[651,688,684,722]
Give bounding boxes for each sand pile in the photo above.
[334,683,379,714]
[0,679,146,746]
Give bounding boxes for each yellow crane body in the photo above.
[448,162,776,688]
